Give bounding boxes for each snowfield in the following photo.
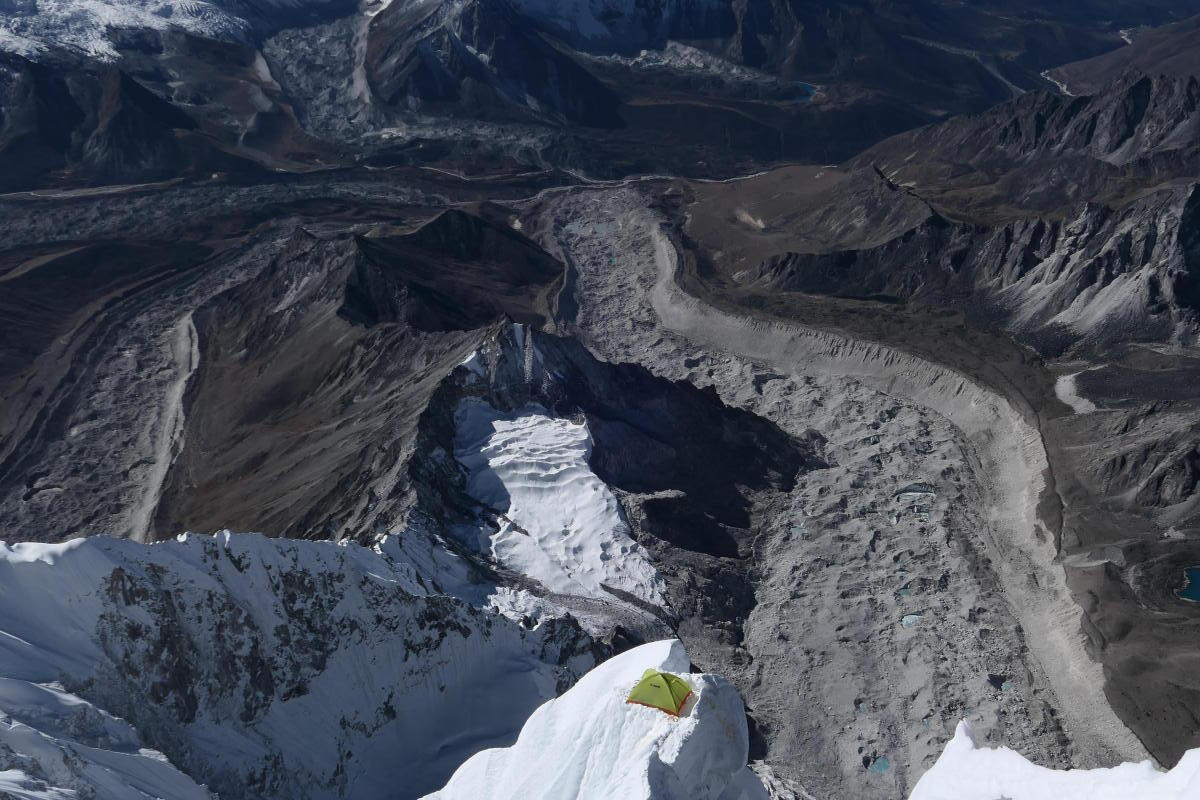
[423,639,769,800]
[911,721,1200,799]
[454,399,667,607]
[1,0,247,60]
[0,532,596,800]
[0,0,348,60]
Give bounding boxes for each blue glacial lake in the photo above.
[1178,566,1200,602]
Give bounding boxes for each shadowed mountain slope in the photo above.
[1048,14,1200,96]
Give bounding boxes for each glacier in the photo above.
[453,398,666,608]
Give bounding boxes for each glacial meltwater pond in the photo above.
[1178,566,1200,602]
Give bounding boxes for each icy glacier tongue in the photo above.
[911,721,1200,800]
[422,639,768,800]
[453,399,667,608]
[0,533,598,800]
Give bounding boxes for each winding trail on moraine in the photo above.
[644,223,1149,766]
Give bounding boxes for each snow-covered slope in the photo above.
[0,0,349,60]
[0,679,212,800]
[423,639,767,800]
[0,533,598,800]
[454,399,666,607]
[421,632,1200,800]
[1,0,245,59]
[912,721,1200,800]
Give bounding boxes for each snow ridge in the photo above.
[912,721,1200,799]
[421,634,1200,800]
[423,639,768,800]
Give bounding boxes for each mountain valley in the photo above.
[3,2,1200,799]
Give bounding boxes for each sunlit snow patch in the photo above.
[454,399,666,607]
[910,720,1200,799]
[457,350,487,379]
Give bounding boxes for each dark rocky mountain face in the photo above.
[682,69,1200,360]
[153,208,565,541]
[856,73,1200,218]
[364,0,624,127]
[111,30,334,167]
[495,0,1193,103]
[0,52,260,190]
[738,184,1200,355]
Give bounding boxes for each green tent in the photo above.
[626,669,693,716]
